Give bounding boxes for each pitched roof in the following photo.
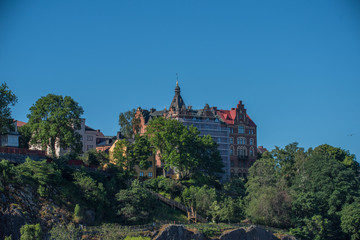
[16,120,27,128]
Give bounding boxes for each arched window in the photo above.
[250,138,254,145]
[238,125,245,134]
[237,147,241,156]
[230,146,234,156]
[237,138,240,144]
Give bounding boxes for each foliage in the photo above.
[73,204,83,223]
[4,235,12,240]
[124,236,151,240]
[49,223,81,240]
[16,158,62,197]
[0,82,17,134]
[182,185,216,218]
[246,142,360,239]
[144,176,183,199]
[73,171,107,210]
[0,159,16,185]
[18,124,32,149]
[145,117,223,180]
[20,223,42,240]
[27,94,84,157]
[81,149,109,167]
[118,109,140,139]
[116,180,155,224]
[340,201,360,240]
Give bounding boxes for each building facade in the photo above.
[217,101,257,178]
[136,82,257,180]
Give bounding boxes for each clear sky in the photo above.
[1,0,360,159]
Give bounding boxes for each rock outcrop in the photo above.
[154,224,204,240]
[219,225,280,240]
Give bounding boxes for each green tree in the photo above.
[116,180,155,224]
[20,223,42,240]
[27,94,84,157]
[73,171,107,208]
[145,117,223,180]
[245,151,292,228]
[81,148,109,167]
[18,124,32,149]
[0,82,17,134]
[16,158,62,197]
[118,109,140,139]
[341,201,360,240]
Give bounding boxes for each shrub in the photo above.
[20,223,42,240]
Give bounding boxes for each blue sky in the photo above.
[1,0,359,159]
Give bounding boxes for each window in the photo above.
[230,161,234,167]
[237,138,240,144]
[87,136,93,141]
[148,161,152,167]
[230,138,233,144]
[148,172,153,177]
[250,138,254,145]
[87,145,93,150]
[238,126,244,134]
[139,172,144,177]
[250,149,254,157]
[230,146,234,155]
[229,128,234,133]
[237,148,241,156]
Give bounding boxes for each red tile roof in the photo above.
[217,110,256,127]
[16,121,27,128]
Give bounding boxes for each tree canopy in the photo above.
[0,82,18,134]
[118,109,140,139]
[145,117,224,181]
[27,94,84,157]
[245,142,360,240]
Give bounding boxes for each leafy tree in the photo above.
[116,180,155,224]
[73,171,107,208]
[145,117,223,180]
[0,82,17,134]
[16,158,62,197]
[182,185,216,218]
[18,124,32,149]
[118,109,140,138]
[341,201,360,240]
[27,94,84,157]
[20,223,42,240]
[112,139,133,169]
[81,149,109,167]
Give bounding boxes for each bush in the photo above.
[20,223,42,240]
[49,223,81,240]
[73,204,83,223]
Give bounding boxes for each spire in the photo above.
[170,77,186,112]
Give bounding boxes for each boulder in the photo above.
[245,225,279,240]
[219,225,279,240]
[154,224,204,240]
[85,209,96,223]
[219,228,247,240]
